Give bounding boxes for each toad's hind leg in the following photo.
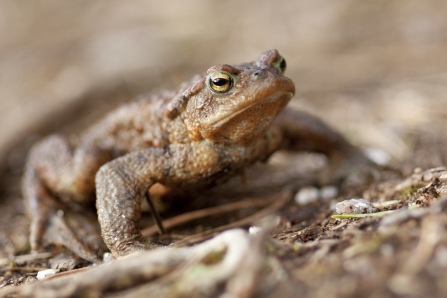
[22,135,112,262]
[276,108,379,189]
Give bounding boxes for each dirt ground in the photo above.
[1,1,447,297]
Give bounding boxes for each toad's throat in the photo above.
[208,91,293,129]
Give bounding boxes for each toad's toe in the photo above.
[28,194,105,263]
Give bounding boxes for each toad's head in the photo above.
[167,50,295,143]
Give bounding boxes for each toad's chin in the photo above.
[207,91,294,129]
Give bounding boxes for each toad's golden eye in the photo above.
[209,73,233,93]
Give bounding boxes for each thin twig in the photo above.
[330,221,349,231]
[0,252,53,266]
[171,188,292,247]
[145,193,166,235]
[0,267,50,272]
[142,194,279,237]
[44,267,89,280]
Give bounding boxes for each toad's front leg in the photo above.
[96,148,174,257]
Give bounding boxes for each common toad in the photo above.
[22,50,376,261]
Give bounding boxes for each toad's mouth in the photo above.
[208,90,294,128]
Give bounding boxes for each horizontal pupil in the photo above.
[212,78,229,86]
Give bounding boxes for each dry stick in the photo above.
[142,194,281,237]
[171,188,292,248]
[43,267,89,280]
[0,267,50,272]
[0,252,53,266]
[145,193,166,234]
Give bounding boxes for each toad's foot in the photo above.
[27,186,106,263]
[320,151,380,193]
[42,208,106,263]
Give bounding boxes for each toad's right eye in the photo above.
[209,72,233,93]
[273,55,286,74]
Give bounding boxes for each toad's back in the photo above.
[80,92,175,155]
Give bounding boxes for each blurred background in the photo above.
[1,0,447,172]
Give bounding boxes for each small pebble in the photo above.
[25,276,38,283]
[36,269,57,280]
[248,226,262,235]
[363,147,391,166]
[320,185,338,201]
[335,198,376,215]
[103,252,115,263]
[295,186,319,205]
[50,254,78,270]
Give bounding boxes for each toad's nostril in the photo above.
[252,70,267,79]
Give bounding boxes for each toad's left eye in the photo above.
[273,56,286,74]
[209,73,233,93]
